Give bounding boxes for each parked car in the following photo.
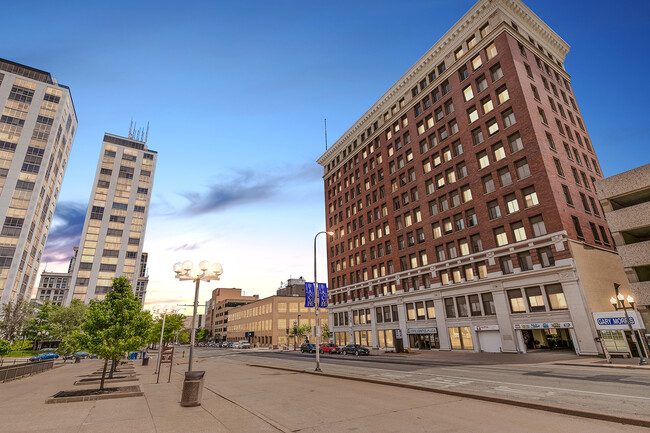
[29,352,59,362]
[319,343,340,354]
[237,340,251,349]
[300,342,317,353]
[340,344,370,356]
[74,351,90,359]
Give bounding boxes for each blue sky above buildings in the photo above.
[2,0,648,309]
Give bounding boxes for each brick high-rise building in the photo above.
[317,0,631,356]
[67,132,156,303]
[0,59,77,304]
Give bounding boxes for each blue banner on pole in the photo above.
[318,283,328,308]
[305,282,315,307]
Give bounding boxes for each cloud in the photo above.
[42,201,86,265]
[180,163,320,215]
[167,241,205,252]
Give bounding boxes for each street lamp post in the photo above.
[152,305,177,375]
[610,283,647,365]
[173,260,223,372]
[314,231,334,372]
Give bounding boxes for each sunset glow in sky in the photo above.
[3,0,648,313]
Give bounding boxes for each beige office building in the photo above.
[596,164,650,328]
[0,59,77,304]
[206,287,259,341]
[227,295,328,348]
[67,133,156,303]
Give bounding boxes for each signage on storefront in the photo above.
[592,311,645,330]
[474,324,499,331]
[513,322,573,330]
[395,329,403,338]
[407,327,438,334]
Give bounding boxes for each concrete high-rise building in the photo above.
[135,251,149,304]
[67,132,156,303]
[317,0,632,356]
[0,59,77,304]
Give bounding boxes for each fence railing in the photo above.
[0,359,55,382]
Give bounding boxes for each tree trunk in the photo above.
[100,358,108,391]
[109,358,116,378]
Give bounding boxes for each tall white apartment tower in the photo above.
[67,132,156,303]
[0,59,77,304]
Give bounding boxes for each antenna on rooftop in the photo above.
[324,118,328,150]
[145,122,149,143]
[128,119,133,139]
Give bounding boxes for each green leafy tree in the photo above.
[0,300,33,341]
[0,339,10,365]
[50,300,87,341]
[78,277,152,390]
[322,323,330,340]
[149,313,185,346]
[177,329,190,344]
[292,324,312,345]
[58,330,84,363]
[24,301,58,350]
[196,328,209,342]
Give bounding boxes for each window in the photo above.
[480,23,490,37]
[477,150,489,169]
[472,128,484,145]
[525,287,546,312]
[468,107,479,123]
[553,158,565,177]
[497,167,512,187]
[486,42,498,60]
[518,252,533,271]
[530,215,547,237]
[511,221,527,242]
[482,293,496,315]
[426,300,436,318]
[508,289,526,313]
[490,64,503,82]
[492,142,506,161]
[467,209,478,228]
[494,226,508,246]
[445,99,455,114]
[482,175,496,194]
[482,99,498,123]
[487,118,499,136]
[458,65,469,81]
[441,80,450,95]
[572,216,584,239]
[487,200,501,220]
[461,185,472,202]
[505,194,519,214]
[500,256,514,274]
[476,75,488,92]
[467,35,477,49]
[456,297,469,317]
[545,284,568,310]
[515,158,531,179]
[472,55,483,70]
[444,298,456,318]
[538,246,555,267]
[497,86,510,104]
[508,132,523,153]
[522,186,539,207]
[502,109,516,128]
[463,85,474,102]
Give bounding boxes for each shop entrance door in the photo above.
[522,328,573,350]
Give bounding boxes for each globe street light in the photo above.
[314,231,334,372]
[173,260,223,372]
[152,305,178,375]
[610,283,647,365]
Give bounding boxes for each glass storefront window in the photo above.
[449,327,474,349]
[460,326,474,350]
[449,327,462,349]
[545,284,568,310]
[601,330,627,352]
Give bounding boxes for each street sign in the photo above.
[305,282,315,307]
[157,346,174,384]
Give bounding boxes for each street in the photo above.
[195,347,650,422]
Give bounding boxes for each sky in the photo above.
[2,0,649,314]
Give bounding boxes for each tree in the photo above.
[196,328,209,343]
[322,323,331,340]
[49,299,87,341]
[78,277,152,391]
[0,339,10,366]
[24,301,58,350]
[177,329,190,344]
[0,300,33,341]
[148,313,185,346]
[292,324,312,345]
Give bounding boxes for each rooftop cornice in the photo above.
[317,0,571,168]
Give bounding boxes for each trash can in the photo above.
[142,357,149,366]
[181,371,205,407]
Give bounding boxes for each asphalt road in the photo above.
[194,348,650,422]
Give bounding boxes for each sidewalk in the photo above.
[0,354,647,432]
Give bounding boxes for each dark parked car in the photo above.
[300,342,317,353]
[319,343,340,354]
[340,344,370,356]
[29,352,59,362]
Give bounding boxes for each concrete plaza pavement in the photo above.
[0,350,647,432]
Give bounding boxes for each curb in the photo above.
[247,363,650,429]
[46,390,144,404]
[552,362,650,370]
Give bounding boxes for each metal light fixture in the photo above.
[611,283,646,365]
[173,260,223,372]
[313,230,335,372]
